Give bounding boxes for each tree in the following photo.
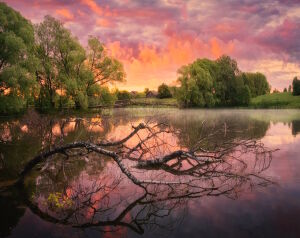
[157,83,172,98]
[288,85,292,92]
[284,88,287,92]
[214,55,241,106]
[144,88,149,95]
[292,77,300,96]
[242,72,270,97]
[175,55,270,107]
[35,16,92,110]
[0,3,38,114]
[88,86,116,107]
[176,61,215,107]
[238,85,251,105]
[86,36,125,90]
[115,89,131,100]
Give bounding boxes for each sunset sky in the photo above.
[4,0,300,91]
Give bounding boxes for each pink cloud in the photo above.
[2,0,300,90]
[55,8,74,20]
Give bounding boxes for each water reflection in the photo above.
[292,120,300,136]
[1,109,300,237]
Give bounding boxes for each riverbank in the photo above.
[129,98,178,107]
[1,93,300,118]
[250,92,300,109]
[131,93,300,109]
[129,93,300,109]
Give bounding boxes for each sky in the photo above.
[4,0,300,91]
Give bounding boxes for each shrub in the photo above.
[157,84,172,98]
[116,90,132,100]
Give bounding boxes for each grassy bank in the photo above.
[130,98,178,107]
[250,92,300,109]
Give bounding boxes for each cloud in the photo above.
[3,0,300,90]
[255,18,300,62]
[55,8,74,20]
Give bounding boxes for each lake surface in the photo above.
[1,108,300,238]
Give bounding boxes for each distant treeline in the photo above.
[0,3,125,114]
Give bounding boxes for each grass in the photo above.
[130,97,178,107]
[250,92,300,109]
[131,94,300,109]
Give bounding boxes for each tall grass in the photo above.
[250,92,300,108]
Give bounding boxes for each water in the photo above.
[0,108,300,238]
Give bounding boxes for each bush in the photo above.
[157,84,172,98]
[116,90,132,100]
[89,87,116,107]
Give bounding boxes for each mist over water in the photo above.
[1,109,300,238]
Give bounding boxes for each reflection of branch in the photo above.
[18,121,277,235]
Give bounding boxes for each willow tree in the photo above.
[35,16,91,109]
[0,3,39,114]
[176,59,215,107]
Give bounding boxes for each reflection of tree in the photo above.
[0,110,118,181]
[17,121,276,235]
[169,114,270,150]
[292,120,300,136]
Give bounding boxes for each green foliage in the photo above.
[86,36,126,88]
[88,87,116,107]
[47,192,73,210]
[176,55,270,107]
[176,59,215,107]
[0,3,38,114]
[35,16,91,110]
[214,55,240,106]
[157,83,172,98]
[292,77,300,96]
[241,72,270,97]
[0,5,125,114]
[34,25,123,111]
[116,90,132,100]
[238,85,251,105]
[250,92,300,108]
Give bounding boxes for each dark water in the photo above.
[1,108,300,238]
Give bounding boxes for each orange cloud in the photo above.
[106,34,236,91]
[210,38,222,58]
[107,34,236,91]
[81,0,113,17]
[96,18,115,28]
[55,8,74,20]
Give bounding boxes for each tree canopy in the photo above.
[0,3,126,114]
[176,55,270,107]
[0,2,38,113]
[157,83,172,98]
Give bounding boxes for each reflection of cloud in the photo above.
[86,117,104,133]
[262,123,300,146]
